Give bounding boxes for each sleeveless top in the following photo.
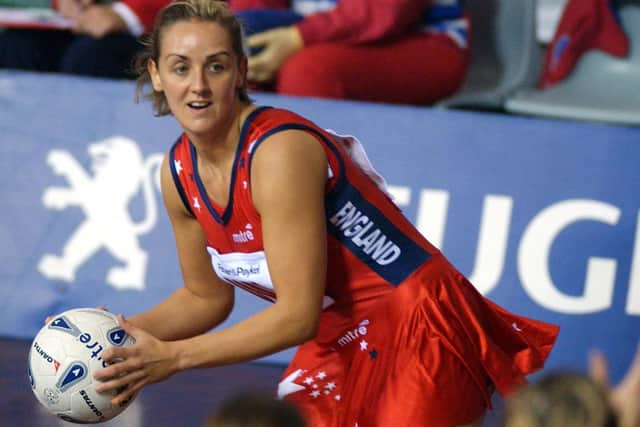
[169,107,441,311]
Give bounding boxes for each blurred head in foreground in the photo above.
[505,372,618,427]
[206,391,306,427]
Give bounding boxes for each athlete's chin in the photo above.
[181,121,217,139]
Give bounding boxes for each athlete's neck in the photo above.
[189,103,256,165]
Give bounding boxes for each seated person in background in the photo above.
[504,345,640,427]
[589,346,640,427]
[0,0,170,79]
[206,391,307,427]
[230,0,470,105]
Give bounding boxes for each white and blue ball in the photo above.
[28,307,135,423]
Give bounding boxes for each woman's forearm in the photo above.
[129,287,233,341]
[174,301,317,370]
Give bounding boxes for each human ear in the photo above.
[148,59,163,92]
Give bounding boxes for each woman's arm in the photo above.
[244,0,431,82]
[127,154,235,341]
[174,129,329,368]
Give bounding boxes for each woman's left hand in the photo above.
[94,315,180,406]
[247,26,303,83]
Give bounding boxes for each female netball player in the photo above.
[94,2,560,426]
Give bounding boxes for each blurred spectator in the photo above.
[590,345,640,427]
[230,0,470,105]
[504,345,640,427]
[205,391,307,427]
[0,0,170,79]
[504,372,618,427]
[538,0,629,88]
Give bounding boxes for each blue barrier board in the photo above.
[1,71,639,381]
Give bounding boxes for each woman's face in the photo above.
[149,20,246,142]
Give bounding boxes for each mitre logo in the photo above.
[232,223,255,243]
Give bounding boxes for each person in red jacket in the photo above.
[230,0,471,105]
[0,0,170,79]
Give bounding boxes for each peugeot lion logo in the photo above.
[38,136,163,290]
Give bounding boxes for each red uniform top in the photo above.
[169,107,559,426]
[169,106,438,311]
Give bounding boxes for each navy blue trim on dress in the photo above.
[325,181,431,286]
[189,106,272,225]
[246,123,347,199]
[246,122,429,285]
[169,137,195,217]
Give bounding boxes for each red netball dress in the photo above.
[169,106,559,427]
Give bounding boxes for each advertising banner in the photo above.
[1,71,638,382]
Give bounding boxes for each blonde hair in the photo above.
[133,0,251,116]
[505,372,618,427]
[206,391,307,427]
